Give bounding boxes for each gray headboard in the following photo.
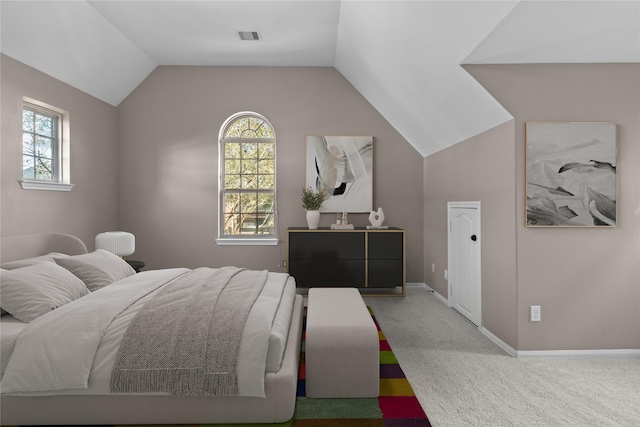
[0,233,88,263]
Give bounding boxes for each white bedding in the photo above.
[0,316,27,375]
[0,268,295,398]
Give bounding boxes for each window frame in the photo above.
[20,98,73,192]
[216,112,278,246]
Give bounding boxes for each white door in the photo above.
[448,202,481,327]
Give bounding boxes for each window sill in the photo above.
[216,237,279,246]
[19,180,74,192]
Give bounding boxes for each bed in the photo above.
[0,233,304,425]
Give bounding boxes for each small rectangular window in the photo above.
[20,99,73,192]
[22,103,59,181]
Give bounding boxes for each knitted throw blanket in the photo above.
[110,267,268,396]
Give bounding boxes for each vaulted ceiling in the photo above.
[2,1,638,157]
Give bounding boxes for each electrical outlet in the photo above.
[282,260,287,267]
[531,305,541,322]
[432,263,435,273]
[444,269,448,280]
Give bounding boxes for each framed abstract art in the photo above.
[525,122,616,227]
[306,136,373,213]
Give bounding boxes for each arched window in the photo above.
[217,112,277,245]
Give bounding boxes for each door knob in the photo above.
[470,234,477,241]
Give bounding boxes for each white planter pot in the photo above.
[306,210,321,229]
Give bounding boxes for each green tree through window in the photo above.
[220,113,276,238]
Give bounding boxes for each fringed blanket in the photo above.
[110,267,268,396]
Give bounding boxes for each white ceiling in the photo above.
[2,1,639,157]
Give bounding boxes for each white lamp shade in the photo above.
[95,231,135,256]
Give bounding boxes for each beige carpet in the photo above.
[364,287,640,426]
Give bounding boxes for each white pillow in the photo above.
[54,249,136,291]
[1,253,68,270]
[0,263,90,323]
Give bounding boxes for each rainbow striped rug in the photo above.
[287,308,431,427]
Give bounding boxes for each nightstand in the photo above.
[126,260,145,273]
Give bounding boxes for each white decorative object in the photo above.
[331,223,354,230]
[306,210,321,230]
[368,208,385,228]
[95,231,135,256]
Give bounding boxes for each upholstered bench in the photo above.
[305,288,379,398]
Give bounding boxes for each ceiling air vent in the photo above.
[238,31,261,41]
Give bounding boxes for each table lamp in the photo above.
[95,231,135,257]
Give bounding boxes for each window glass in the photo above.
[22,104,59,181]
[19,99,73,192]
[220,113,276,239]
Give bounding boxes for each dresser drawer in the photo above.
[288,231,364,260]
[288,259,365,287]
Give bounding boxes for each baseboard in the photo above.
[406,282,427,289]
[481,327,517,357]
[516,349,640,358]
[478,328,640,359]
[410,282,449,305]
[481,328,640,358]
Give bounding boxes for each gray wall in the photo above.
[117,66,424,280]
[424,121,518,348]
[426,63,640,351]
[1,55,119,248]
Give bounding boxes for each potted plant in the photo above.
[302,187,327,229]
